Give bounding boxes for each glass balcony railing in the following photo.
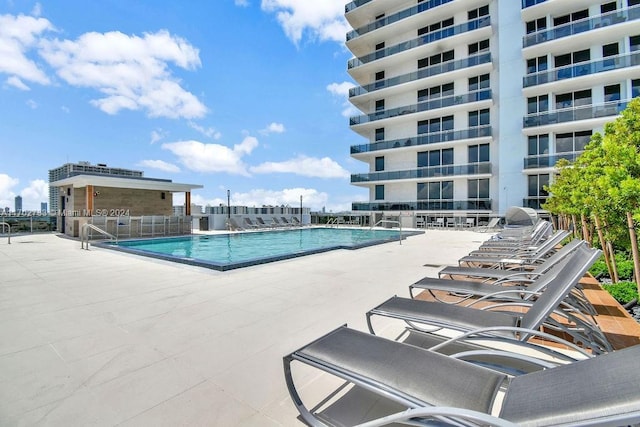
[522,0,546,8]
[523,6,640,48]
[523,51,640,88]
[347,0,454,41]
[351,162,491,183]
[524,152,583,169]
[351,126,492,154]
[523,100,628,128]
[345,0,373,14]
[350,89,491,126]
[352,199,493,211]
[348,16,490,69]
[350,53,491,97]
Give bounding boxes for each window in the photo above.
[468,179,489,198]
[601,2,617,13]
[375,185,384,200]
[555,90,591,109]
[528,174,549,197]
[631,0,640,6]
[418,17,454,36]
[631,35,640,52]
[526,17,547,34]
[417,148,453,167]
[375,156,384,171]
[375,70,385,81]
[417,116,453,134]
[417,181,453,200]
[468,5,489,20]
[468,144,489,163]
[375,128,384,141]
[528,134,549,155]
[556,131,592,153]
[633,79,640,98]
[527,56,548,74]
[375,99,385,112]
[553,9,588,27]
[468,109,490,127]
[468,39,489,55]
[375,42,385,50]
[603,43,619,58]
[418,50,454,68]
[528,95,549,114]
[468,74,490,91]
[418,83,454,102]
[605,84,621,102]
[375,42,385,59]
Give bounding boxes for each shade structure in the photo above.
[505,206,538,227]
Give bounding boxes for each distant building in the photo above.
[48,161,144,214]
[14,195,22,213]
[40,202,48,214]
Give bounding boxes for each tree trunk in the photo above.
[570,214,578,239]
[581,213,590,243]
[594,215,614,281]
[607,240,619,283]
[627,211,640,292]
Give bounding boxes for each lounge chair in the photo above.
[284,326,640,426]
[435,237,584,282]
[226,217,245,231]
[243,217,259,229]
[478,217,500,232]
[280,217,294,227]
[367,245,611,354]
[256,217,275,228]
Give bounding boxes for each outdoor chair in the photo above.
[477,217,500,232]
[367,245,611,354]
[243,217,259,229]
[280,217,294,227]
[284,326,640,427]
[227,217,245,231]
[256,217,275,228]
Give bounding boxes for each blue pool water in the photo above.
[100,227,422,271]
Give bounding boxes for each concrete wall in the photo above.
[91,187,173,216]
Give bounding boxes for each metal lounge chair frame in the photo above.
[367,246,612,354]
[284,326,640,426]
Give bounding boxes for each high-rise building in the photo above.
[40,202,48,214]
[48,162,144,213]
[14,195,22,213]
[345,0,640,224]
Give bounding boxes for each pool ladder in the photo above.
[371,219,402,245]
[81,223,117,250]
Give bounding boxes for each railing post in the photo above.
[0,222,10,244]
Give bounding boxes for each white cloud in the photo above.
[0,13,53,88]
[6,76,30,90]
[150,129,167,144]
[235,0,250,6]
[260,0,349,45]
[327,81,359,118]
[20,179,48,207]
[26,99,37,109]
[162,136,258,176]
[0,174,20,209]
[137,159,180,173]
[230,187,328,210]
[188,121,221,139]
[38,29,207,119]
[259,122,285,135]
[250,155,349,178]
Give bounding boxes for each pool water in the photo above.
[101,227,422,271]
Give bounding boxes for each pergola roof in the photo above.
[50,175,203,193]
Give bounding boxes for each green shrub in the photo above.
[589,253,635,281]
[602,281,639,305]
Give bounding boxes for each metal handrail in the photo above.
[371,219,402,245]
[0,222,10,244]
[81,223,116,250]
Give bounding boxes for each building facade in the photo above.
[14,195,22,213]
[48,161,144,214]
[345,0,640,226]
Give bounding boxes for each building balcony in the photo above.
[523,100,627,129]
[523,51,640,88]
[350,89,492,126]
[524,151,583,169]
[351,126,492,155]
[345,0,373,14]
[346,0,453,42]
[523,197,548,210]
[350,53,491,98]
[523,5,640,48]
[352,199,493,211]
[521,0,546,8]
[348,16,490,69]
[351,162,491,184]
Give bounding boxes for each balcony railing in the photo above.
[523,51,640,87]
[524,152,583,169]
[522,0,546,8]
[348,16,490,69]
[351,126,492,154]
[350,89,492,126]
[345,0,373,13]
[352,199,493,211]
[523,197,548,210]
[523,6,640,48]
[351,162,491,183]
[347,0,454,41]
[350,52,491,97]
[523,100,628,128]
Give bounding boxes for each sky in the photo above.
[0,0,368,213]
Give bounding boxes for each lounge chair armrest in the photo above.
[355,407,519,427]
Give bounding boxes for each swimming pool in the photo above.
[98,227,423,271]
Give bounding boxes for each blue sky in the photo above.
[0,0,367,212]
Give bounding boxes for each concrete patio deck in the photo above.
[0,229,485,426]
